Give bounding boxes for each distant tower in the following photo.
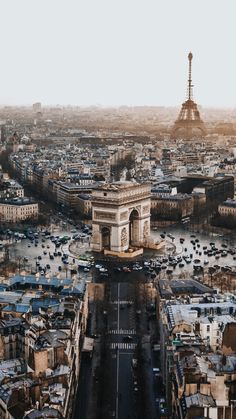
[171,52,206,139]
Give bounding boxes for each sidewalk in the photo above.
[75,297,103,419]
[142,334,158,419]
[87,337,102,419]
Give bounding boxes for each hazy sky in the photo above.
[1,0,236,107]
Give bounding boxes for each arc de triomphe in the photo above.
[91,182,151,253]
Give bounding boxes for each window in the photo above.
[206,325,210,332]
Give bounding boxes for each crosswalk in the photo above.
[110,343,137,350]
[109,329,136,335]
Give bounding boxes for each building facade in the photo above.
[151,194,194,220]
[218,199,236,218]
[0,198,38,223]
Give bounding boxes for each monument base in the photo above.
[143,239,166,250]
[104,248,143,258]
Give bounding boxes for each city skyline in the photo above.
[1,0,236,107]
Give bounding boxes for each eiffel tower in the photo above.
[171,52,206,139]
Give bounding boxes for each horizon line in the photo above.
[1,103,236,110]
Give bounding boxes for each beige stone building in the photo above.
[0,198,38,223]
[91,182,151,253]
[151,193,194,220]
[77,194,92,216]
[218,199,236,218]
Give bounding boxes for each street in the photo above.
[75,269,160,419]
[108,282,138,419]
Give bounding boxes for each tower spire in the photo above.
[187,52,193,100]
[171,51,206,139]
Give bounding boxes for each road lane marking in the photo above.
[117,283,120,332]
[119,351,134,355]
[115,283,120,419]
[109,329,136,335]
[116,347,119,419]
[110,343,137,350]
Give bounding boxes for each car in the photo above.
[99,267,108,273]
[194,265,203,271]
[131,358,138,368]
[100,272,109,277]
[123,335,133,342]
[123,267,131,273]
[133,264,142,271]
[90,334,99,339]
[144,261,150,266]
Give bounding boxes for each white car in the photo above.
[99,267,108,273]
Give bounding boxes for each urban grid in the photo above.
[0,4,236,419]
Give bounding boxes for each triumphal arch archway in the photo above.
[91,182,151,253]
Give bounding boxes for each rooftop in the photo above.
[220,199,236,208]
[24,407,63,419]
[167,301,236,328]
[159,279,213,298]
[0,197,37,205]
[184,392,216,408]
[9,274,72,289]
[34,330,68,350]
[95,181,147,191]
